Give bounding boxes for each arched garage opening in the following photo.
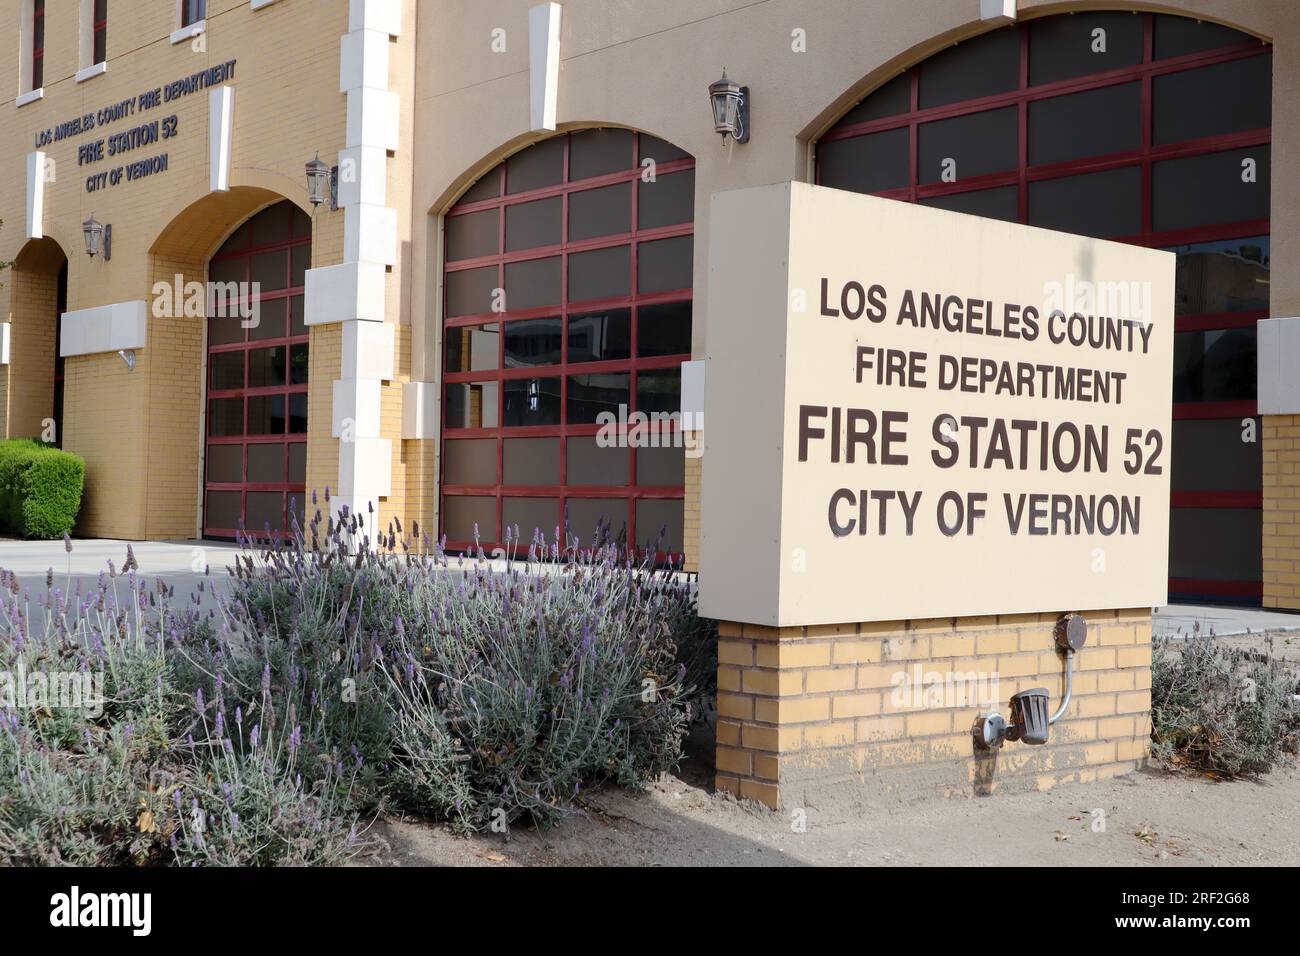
[6,237,68,445]
[440,128,695,555]
[146,186,312,541]
[814,11,1272,603]
[202,200,311,539]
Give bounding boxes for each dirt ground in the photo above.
[357,629,1300,867]
[359,761,1299,868]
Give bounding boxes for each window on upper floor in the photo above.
[32,0,46,90]
[93,0,107,64]
[182,0,205,28]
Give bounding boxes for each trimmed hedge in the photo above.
[0,438,84,538]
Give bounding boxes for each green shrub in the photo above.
[1150,633,1300,777]
[0,438,84,538]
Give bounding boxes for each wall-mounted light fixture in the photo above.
[708,70,749,144]
[117,349,136,371]
[83,214,111,261]
[305,153,338,210]
[975,613,1086,749]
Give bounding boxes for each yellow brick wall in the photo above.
[62,349,149,537]
[402,436,438,547]
[379,1,420,537]
[716,608,1153,809]
[142,251,204,539]
[4,248,60,440]
[683,447,700,572]
[1262,415,1300,608]
[379,352,407,536]
[306,322,341,523]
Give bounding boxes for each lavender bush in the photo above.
[0,557,359,865]
[223,497,711,830]
[1150,632,1300,777]
[0,497,714,862]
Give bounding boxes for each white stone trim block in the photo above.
[170,21,205,45]
[332,378,383,438]
[329,494,366,522]
[0,324,11,365]
[1258,317,1300,414]
[340,28,390,93]
[209,86,235,193]
[349,0,402,38]
[337,437,393,498]
[346,87,400,152]
[344,321,396,381]
[16,88,44,108]
[337,145,388,207]
[344,203,398,266]
[75,62,107,83]
[26,152,48,239]
[304,262,387,325]
[60,300,148,357]
[529,2,562,131]
[981,0,1017,21]
[680,359,705,432]
[402,381,438,439]
[250,0,282,10]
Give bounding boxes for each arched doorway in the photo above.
[815,11,1272,603]
[7,237,68,445]
[440,128,695,554]
[202,200,311,539]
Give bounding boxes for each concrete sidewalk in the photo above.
[1154,603,1300,638]
[0,537,243,603]
[3,538,1300,639]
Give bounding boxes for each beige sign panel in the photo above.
[699,182,1175,627]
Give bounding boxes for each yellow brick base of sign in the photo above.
[715,609,1152,809]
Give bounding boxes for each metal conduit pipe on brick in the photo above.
[975,613,1088,750]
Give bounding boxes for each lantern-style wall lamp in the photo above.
[82,214,111,261]
[708,70,749,144]
[305,153,338,211]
